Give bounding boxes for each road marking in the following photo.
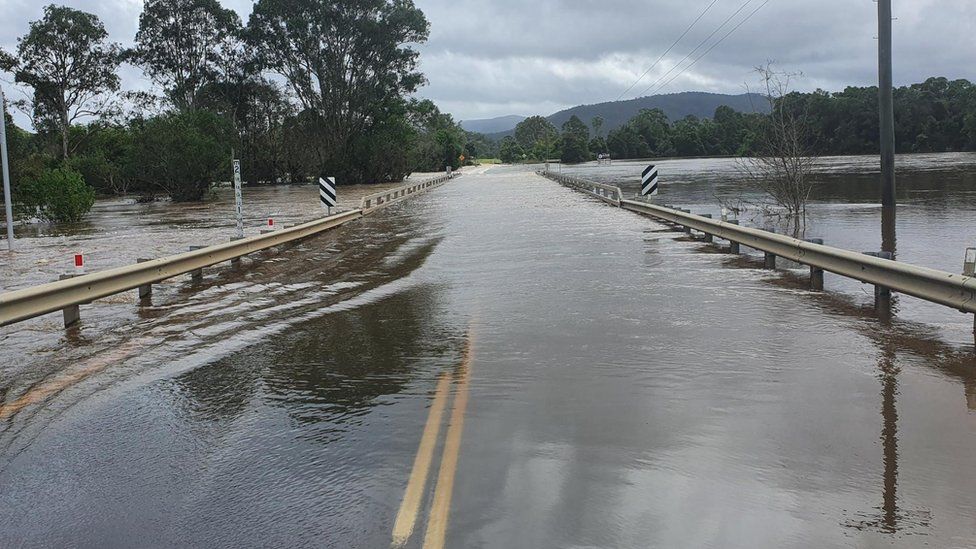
[0,338,148,420]
[422,334,474,549]
[391,373,452,547]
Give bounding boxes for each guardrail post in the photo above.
[137,258,153,299]
[188,246,205,281]
[229,236,244,267]
[701,214,713,242]
[681,210,692,234]
[864,251,894,311]
[58,273,81,326]
[728,221,741,254]
[763,228,777,269]
[804,239,825,290]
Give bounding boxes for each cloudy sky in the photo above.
[1,0,974,125]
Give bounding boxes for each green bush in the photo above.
[16,167,96,222]
[125,111,231,202]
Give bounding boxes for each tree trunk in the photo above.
[61,108,69,160]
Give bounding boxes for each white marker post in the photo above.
[1,86,14,251]
[641,164,659,199]
[319,177,336,215]
[232,159,244,239]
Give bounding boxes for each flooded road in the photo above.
[561,153,976,344]
[0,176,432,293]
[2,165,976,547]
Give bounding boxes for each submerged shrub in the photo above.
[16,167,96,222]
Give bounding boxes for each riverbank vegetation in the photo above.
[504,76,976,165]
[1,1,476,222]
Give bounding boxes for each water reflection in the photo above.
[165,285,464,445]
[845,340,935,534]
[878,344,901,533]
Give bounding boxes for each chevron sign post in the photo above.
[641,164,659,197]
[319,177,337,215]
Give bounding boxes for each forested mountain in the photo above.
[486,92,769,139]
[499,77,976,164]
[548,92,769,133]
[460,115,526,134]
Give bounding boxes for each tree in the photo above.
[248,0,429,183]
[499,136,524,163]
[1,5,121,159]
[2,105,43,203]
[628,108,672,156]
[591,116,604,138]
[588,136,607,155]
[68,123,133,194]
[125,110,232,201]
[408,99,465,172]
[514,115,557,152]
[132,0,244,112]
[560,115,590,163]
[739,64,815,233]
[16,167,95,222]
[199,76,293,184]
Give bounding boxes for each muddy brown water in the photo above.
[1,160,975,547]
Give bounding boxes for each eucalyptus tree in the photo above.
[0,5,122,159]
[514,116,558,152]
[560,115,590,163]
[131,0,244,112]
[247,0,430,182]
[591,116,604,138]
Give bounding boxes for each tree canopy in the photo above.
[1,4,122,159]
[132,0,244,112]
[248,0,430,182]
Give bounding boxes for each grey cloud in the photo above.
[2,0,974,123]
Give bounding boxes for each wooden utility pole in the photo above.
[878,0,895,210]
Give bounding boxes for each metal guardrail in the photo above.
[542,171,976,314]
[0,210,363,326]
[1,172,461,328]
[360,172,460,212]
[542,171,623,206]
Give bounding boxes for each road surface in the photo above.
[2,166,975,548]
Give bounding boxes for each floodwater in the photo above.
[0,177,424,293]
[560,153,976,344]
[2,160,976,547]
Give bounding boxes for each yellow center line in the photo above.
[391,373,452,547]
[422,334,474,549]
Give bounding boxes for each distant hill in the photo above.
[460,115,527,134]
[485,92,769,139]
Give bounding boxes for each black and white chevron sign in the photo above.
[641,165,659,196]
[319,177,337,208]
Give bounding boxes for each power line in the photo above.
[614,0,723,102]
[634,0,756,99]
[647,0,773,96]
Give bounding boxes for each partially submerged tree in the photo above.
[248,0,430,183]
[409,99,465,172]
[125,110,231,201]
[560,115,590,163]
[514,115,557,152]
[499,136,524,163]
[16,167,95,222]
[1,5,122,159]
[739,63,815,234]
